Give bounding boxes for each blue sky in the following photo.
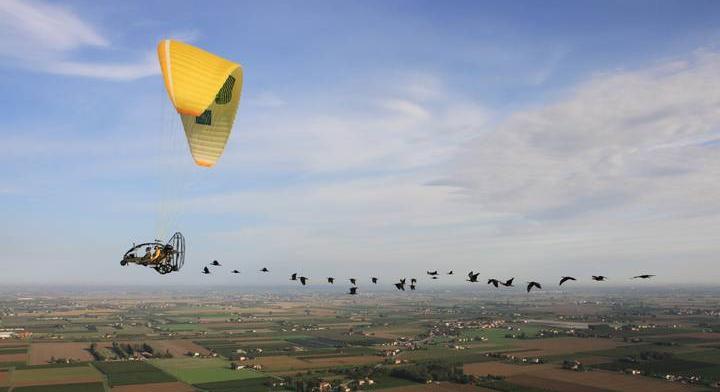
[1,0,720,286]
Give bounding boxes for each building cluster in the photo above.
[317,378,376,391]
[0,328,32,339]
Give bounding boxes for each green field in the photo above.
[0,361,26,369]
[0,347,27,354]
[677,349,720,365]
[193,377,279,392]
[93,360,176,386]
[150,358,267,384]
[476,379,556,392]
[595,357,714,375]
[159,323,205,332]
[195,339,294,358]
[368,375,419,389]
[12,383,105,392]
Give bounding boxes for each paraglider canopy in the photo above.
[157,40,244,168]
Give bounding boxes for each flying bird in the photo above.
[427,270,438,276]
[202,267,211,274]
[501,278,515,287]
[350,278,357,286]
[487,278,500,288]
[559,276,576,286]
[633,274,655,279]
[299,276,309,286]
[431,276,438,280]
[260,267,269,272]
[327,277,335,284]
[349,287,358,295]
[447,270,454,275]
[210,260,221,266]
[410,278,417,285]
[394,282,405,291]
[371,277,378,284]
[527,281,542,293]
[400,278,407,285]
[290,273,297,281]
[467,272,480,283]
[231,270,240,274]
[410,284,416,291]
[592,275,608,281]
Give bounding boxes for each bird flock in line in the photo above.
[201,261,655,294]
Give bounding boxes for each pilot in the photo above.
[144,246,152,260]
[151,245,163,262]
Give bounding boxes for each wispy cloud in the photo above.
[0,0,157,80]
[447,50,720,221]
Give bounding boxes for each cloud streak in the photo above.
[0,0,157,80]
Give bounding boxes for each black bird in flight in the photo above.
[400,278,407,285]
[210,260,221,266]
[487,278,500,288]
[410,284,416,291]
[260,267,269,272]
[559,276,576,286]
[447,270,454,275]
[299,276,309,286]
[427,270,438,276]
[371,277,378,284]
[290,273,297,281]
[231,270,240,274]
[633,274,655,279]
[527,281,542,292]
[410,278,417,285]
[431,276,438,280]
[395,282,406,291]
[502,278,515,287]
[327,277,335,284]
[350,278,357,286]
[592,275,608,281]
[349,287,358,295]
[202,266,211,274]
[467,272,480,283]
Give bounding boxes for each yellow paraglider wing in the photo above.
[157,39,243,168]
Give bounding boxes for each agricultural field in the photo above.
[10,365,103,387]
[12,383,106,392]
[149,357,266,384]
[93,360,176,386]
[1,286,720,391]
[27,343,94,365]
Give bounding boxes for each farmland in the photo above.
[0,286,719,391]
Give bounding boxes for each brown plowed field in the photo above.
[507,368,704,392]
[303,355,382,367]
[0,353,27,363]
[511,337,623,356]
[382,383,496,391]
[11,366,103,387]
[506,375,611,392]
[28,343,94,365]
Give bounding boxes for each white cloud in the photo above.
[228,89,488,174]
[248,91,286,108]
[50,54,158,80]
[0,0,157,80]
[449,50,720,221]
